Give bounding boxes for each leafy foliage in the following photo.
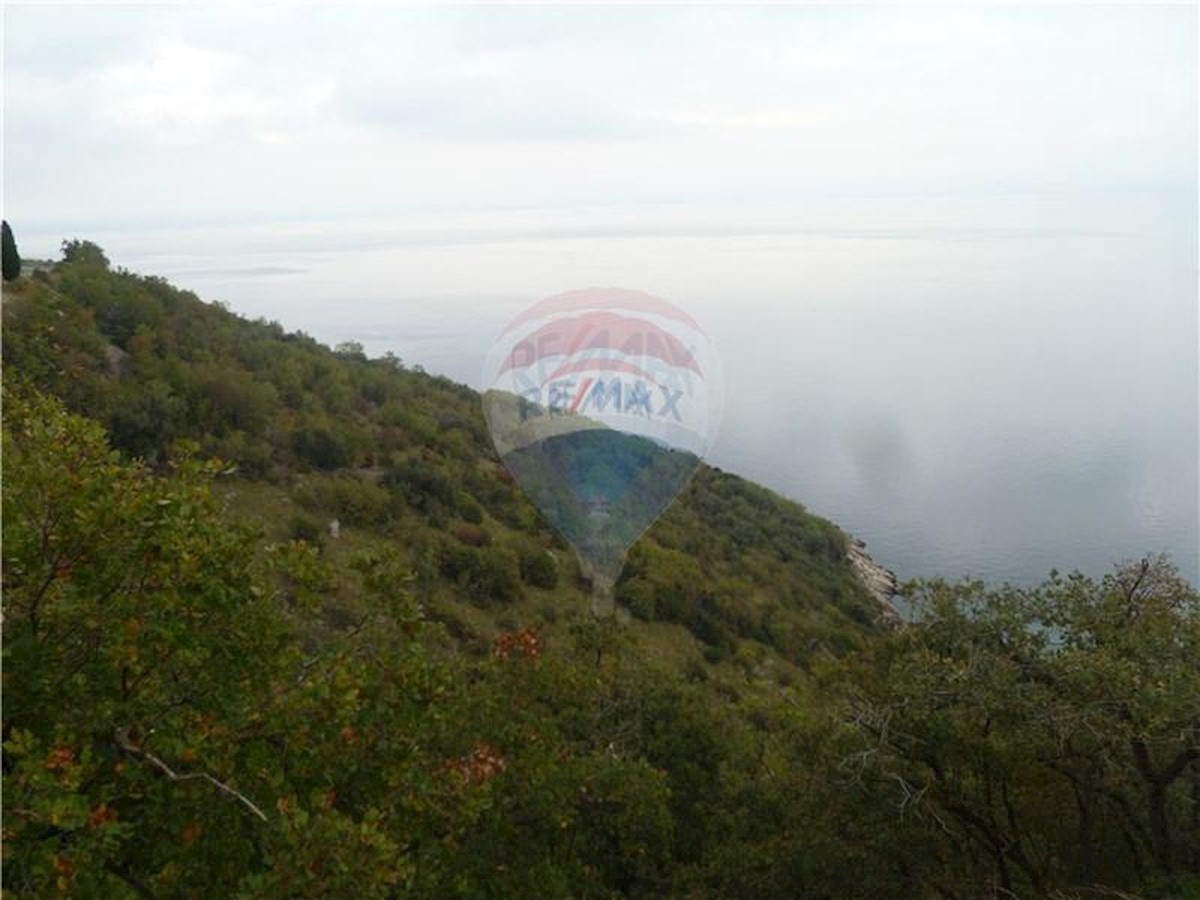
[836,563,1200,897]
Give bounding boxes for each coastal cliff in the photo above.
[846,536,901,621]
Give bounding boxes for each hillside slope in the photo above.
[2,244,889,675]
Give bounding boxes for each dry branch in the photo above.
[114,727,268,822]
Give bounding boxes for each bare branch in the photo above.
[114,727,268,822]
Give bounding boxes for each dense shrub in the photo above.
[294,476,391,527]
[200,429,274,477]
[291,425,350,470]
[290,512,325,545]
[456,490,484,524]
[383,457,457,513]
[450,521,491,547]
[518,547,559,589]
[440,543,523,606]
[107,379,186,461]
[619,578,657,621]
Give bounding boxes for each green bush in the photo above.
[519,547,559,589]
[291,425,349,470]
[289,512,324,545]
[200,429,274,477]
[456,490,484,524]
[440,543,523,606]
[107,379,186,462]
[618,578,656,620]
[450,521,490,547]
[294,476,391,527]
[383,457,456,513]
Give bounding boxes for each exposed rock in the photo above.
[104,343,127,377]
[845,535,901,622]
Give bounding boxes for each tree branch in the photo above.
[1157,746,1199,789]
[114,727,267,822]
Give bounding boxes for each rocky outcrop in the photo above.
[845,536,901,622]
[104,343,127,377]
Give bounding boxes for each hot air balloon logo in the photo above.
[483,288,723,615]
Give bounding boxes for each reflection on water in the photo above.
[25,194,1197,585]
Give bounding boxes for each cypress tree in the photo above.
[2,220,20,281]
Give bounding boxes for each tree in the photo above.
[60,238,109,269]
[841,560,1200,897]
[106,379,187,462]
[1,385,289,896]
[333,340,366,360]
[290,424,350,470]
[2,219,21,280]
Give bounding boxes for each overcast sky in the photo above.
[4,4,1195,239]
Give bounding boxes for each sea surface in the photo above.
[23,192,1198,586]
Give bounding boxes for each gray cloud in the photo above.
[4,5,1194,234]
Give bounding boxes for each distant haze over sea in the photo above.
[21,192,1198,586]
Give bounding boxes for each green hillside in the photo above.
[3,243,1196,899]
[0,242,886,668]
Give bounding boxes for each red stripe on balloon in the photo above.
[568,377,593,413]
[500,312,701,375]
